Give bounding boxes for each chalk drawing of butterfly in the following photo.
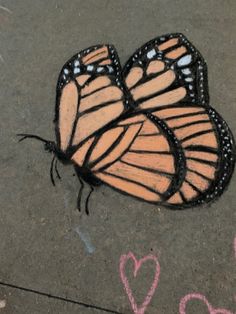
[18,33,235,214]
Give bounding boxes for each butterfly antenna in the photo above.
[54,159,61,180]
[50,155,56,186]
[17,133,49,143]
[77,178,84,212]
[85,185,94,216]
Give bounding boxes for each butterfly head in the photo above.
[44,141,57,153]
[17,133,62,185]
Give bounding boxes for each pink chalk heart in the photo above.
[119,252,160,314]
[179,293,234,314]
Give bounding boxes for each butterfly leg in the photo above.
[85,185,94,215]
[77,177,84,212]
[76,179,94,215]
[54,159,61,180]
[50,155,56,186]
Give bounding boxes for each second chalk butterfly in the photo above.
[18,33,235,213]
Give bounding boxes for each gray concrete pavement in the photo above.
[0,1,236,313]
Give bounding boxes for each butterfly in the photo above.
[18,33,235,214]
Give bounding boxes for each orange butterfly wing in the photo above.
[72,114,181,202]
[85,33,235,207]
[54,45,126,155]
[55,34,235,208]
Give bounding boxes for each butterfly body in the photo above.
[74,165,103,186]
[19,33,235,210]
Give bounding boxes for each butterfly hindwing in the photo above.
[74,113,181,203]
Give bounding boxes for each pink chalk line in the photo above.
[179,293,234,314]
[119,252,160,314]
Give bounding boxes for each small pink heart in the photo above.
[179,293,234,314]
[119,252,160,314]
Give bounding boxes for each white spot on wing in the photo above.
[107,66,114,73]
[182,68,191,75]
[177,54,192,67]
[87,65,94,71]
[147,49,156,59]
[185,77,193,82]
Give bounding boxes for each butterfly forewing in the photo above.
[54,45,126,154]
[123,33,208,112]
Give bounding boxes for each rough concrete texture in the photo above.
[0,1,236,313]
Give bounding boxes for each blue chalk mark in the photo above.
[74,226,95,254]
